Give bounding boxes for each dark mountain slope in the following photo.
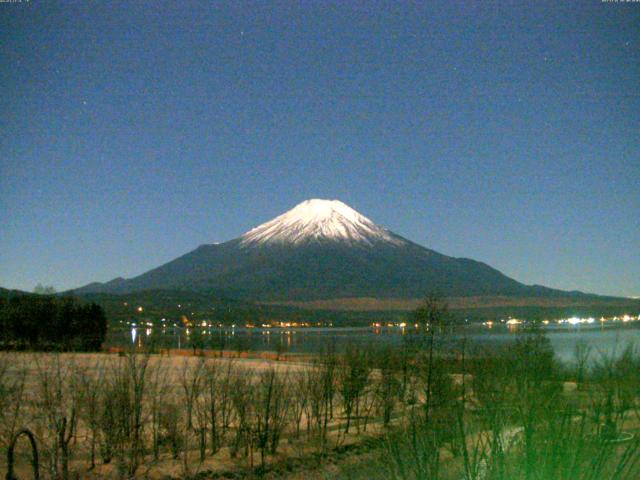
[72,199,607,302]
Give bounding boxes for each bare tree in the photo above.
[306,352,337,451]
[574,339,592,389]
[148,358,170,461]
[34,354,81,480]
[179,357,206,475]
[413,295,449,424]
[219,359,237,442]
[77,358,105,470]
[338,344,371,434]
[159,401,182,460]
[254,368,283,468]
[230,369,255,461]
[101,353,151,477]
[0,353,27,453]
[374,347,401,427]
[202,358,221,455]
[290,371,308,438]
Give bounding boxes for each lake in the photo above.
[108,321,640,365]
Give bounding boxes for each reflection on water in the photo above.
[107,322,640,365]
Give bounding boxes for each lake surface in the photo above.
[108,322,640,365]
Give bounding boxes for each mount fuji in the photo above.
[73,199,592,302]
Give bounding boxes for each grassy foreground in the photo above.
[1,332,639,479]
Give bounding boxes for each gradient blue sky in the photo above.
[1,1,638,297]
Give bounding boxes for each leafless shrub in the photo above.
[147,358,170,461]
[0,353,27,453]
[289,371,308,439]
[77,358,105,470]
[229,369,255,460]
[158,401,182,460]
[590,344,638,440]
[254,368,291,468]
[371,346,403,428]
[179,357,206,474]
[306,351,337,451]
[338,344,371,434]
[34,354,82,480]
[574,340,592,388]
[202,358,236,455]
[100,353,150,478]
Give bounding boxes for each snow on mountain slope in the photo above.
[240,199,407,247]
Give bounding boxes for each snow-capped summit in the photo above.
[240,199,406,247]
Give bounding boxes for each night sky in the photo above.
[1,1,638,297]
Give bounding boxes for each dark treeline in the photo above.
[81,289,639,328]
[83,289,410,328]
[0,294,107,351]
